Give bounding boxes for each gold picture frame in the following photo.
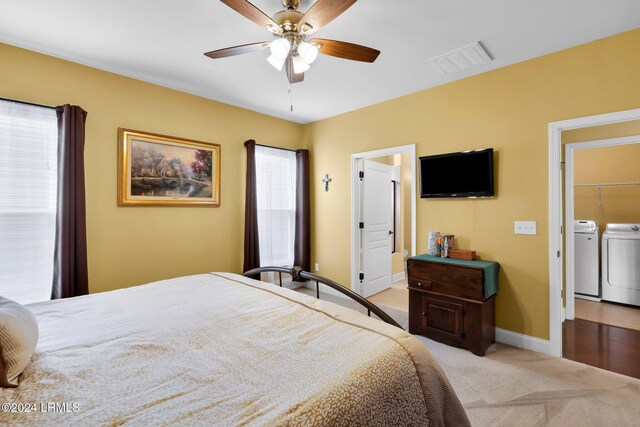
[118,128,221,206]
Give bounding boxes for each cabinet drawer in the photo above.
[408,260,483,300]
[408,278,432,291]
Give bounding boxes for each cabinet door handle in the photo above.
[416,281,432,288]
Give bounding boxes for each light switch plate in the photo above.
[515,221,537,235]
[314,263,320,272]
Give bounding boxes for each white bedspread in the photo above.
[1,273,468,426]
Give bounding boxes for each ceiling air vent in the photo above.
[429,42,492,75]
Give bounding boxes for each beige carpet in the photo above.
[417,337,640,426]
[368,280,409,312]
[295,287,640,427]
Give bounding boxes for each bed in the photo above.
[1,271,469,426]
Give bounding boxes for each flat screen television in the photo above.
[419,148,494,198]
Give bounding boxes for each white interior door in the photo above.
[361,159,393,297]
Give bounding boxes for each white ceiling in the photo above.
[1,0,639,123]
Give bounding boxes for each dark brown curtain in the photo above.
[243,139,260,279]
[51,105,89,299]
[293,149,310,279]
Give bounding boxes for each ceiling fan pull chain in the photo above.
[289,84,294,112]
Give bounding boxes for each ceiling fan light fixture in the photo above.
[267,54,286,71]
[208,0,380,84]
[299,23,313,35]
[265,24,282,34]
[292,54,310,74]
[270,38,291,60]
[297,41,319,64]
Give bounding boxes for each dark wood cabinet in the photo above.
[408,256,497,356]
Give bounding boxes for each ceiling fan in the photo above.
[205,0,381,84]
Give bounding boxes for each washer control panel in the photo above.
[605,223,640,234]
[574,220,598,234]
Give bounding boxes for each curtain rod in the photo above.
[0,96,56,110]
[256,143,299,153]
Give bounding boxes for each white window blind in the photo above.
[0,100,58,304]
[255,146,297,267]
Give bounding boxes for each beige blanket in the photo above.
[1,273,468,426]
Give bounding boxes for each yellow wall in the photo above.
[392,249,404,275]
[0,42,302,294]
[302,29,640,340]
[563,119,640,144]
[369,155,395,165]
[574,144,640,232]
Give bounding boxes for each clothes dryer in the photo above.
[602,223,640,307]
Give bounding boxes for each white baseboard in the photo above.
[495,328,552,356]
[392,272,406,283]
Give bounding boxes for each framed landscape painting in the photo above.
[118,128,221,206]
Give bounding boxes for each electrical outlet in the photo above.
[515,221,537,235]
[314,263,320,272]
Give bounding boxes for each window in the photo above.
[0,100,58,304]
[255,146,297,267]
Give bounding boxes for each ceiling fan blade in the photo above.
[285,56,305,84]
[220,0,282,33]
[312,39,380,63]
[204,42,271,59]
[298,0,358,35]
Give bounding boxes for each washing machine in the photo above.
[602,223,640,307]
[574,220,600,299]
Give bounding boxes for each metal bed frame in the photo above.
[243,265,402,329]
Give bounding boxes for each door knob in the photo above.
[388,230,394,235]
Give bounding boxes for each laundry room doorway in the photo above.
[560,120,640,379]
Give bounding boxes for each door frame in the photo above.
[548,107,640,357]
[565,135,640,320]
[351,144,417,295]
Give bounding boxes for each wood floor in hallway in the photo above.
[575,299,640,331]
[563,318,640,380]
